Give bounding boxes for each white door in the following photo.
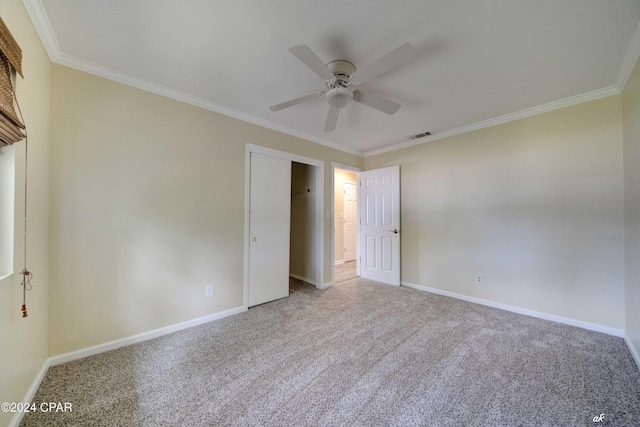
[343,182,357,262]
[248,152,291,306]
[359,165,400,286]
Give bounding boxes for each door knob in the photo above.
[389,229,399,234]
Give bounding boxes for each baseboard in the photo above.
[49,306,246,366]
[9,358,51,427]
[10,306,246,425]
[334,260,345,266]
[624,332,640,370]
[401,281,624,338]
[289,273,316,286]
[318,281,334,289]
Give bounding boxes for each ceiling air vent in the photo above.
[410,131,432,140]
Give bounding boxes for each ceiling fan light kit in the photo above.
[325,87,353,109]
[269,43,417,132]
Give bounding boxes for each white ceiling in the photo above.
[24,0,640,156]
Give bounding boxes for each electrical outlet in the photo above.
[205,285,214,298]
[476,274,483,284]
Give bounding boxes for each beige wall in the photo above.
[334,169,357,264]
[623,58,640,358]
[0,1,51,425]
[48,65,362,355]
[366,96,625,329]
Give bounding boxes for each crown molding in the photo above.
[50,52,363,157]
[364,85,621,157]
[23,0,637,159]
[615,15,640,91]
[22,0,60,60]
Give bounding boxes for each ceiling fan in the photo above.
[269,43,417,132]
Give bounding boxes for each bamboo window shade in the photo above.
[0,16,24,147]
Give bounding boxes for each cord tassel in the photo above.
[20,268,32,317]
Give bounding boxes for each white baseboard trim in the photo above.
[401,281,624,337]
[49,306,246,366]
[9,359,51,427]
[624,332,640,370]
[10,305,246,426]
[334,260,345,266]
[289,274,316,286]
[318,281,334,289]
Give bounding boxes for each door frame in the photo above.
[331,163,362,285]
[244,144,324,309]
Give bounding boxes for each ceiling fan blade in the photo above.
[269,92,324,112]
[324,104,339,132]
[289,45,336,81]
[353,91,401,115]
[349,43,417,85]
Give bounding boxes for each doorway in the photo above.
[290,162,317,286]
[333,165,360,284]
[244,145,324,308]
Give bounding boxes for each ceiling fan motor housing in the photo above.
[326,60,356,107]
[327,60,355,84]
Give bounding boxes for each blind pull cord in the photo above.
[12,70,31,317]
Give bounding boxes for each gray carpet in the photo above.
[21,278,640,426]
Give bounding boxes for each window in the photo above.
[0,143,14,279]
[0,16,23,279]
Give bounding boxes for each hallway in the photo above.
[335,261,357,283]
